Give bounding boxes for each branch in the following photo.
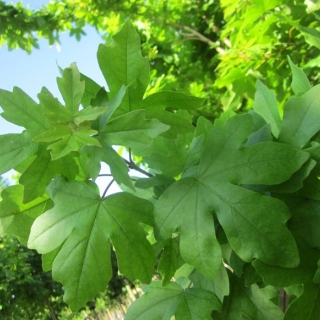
[171,23,215,46]
[101,179,115,198]
[125,148,153,177]
[124,159,153,177]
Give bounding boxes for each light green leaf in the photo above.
[284,282,320,320]
[34,122,101,160]
[0,87,51,137]
[57,62,85,116]
[252,80,281,137]
[19,144,78,202]
[0,132,38,175]
[74,106,108,125]
[80,73,101,108]
[287,56,311,95]
[0,185,53,243]
[278,85,320,148]
[125,281,221,320]
[299,25,320,49]
[212,273,283,320]
[28,177,155,311]
[101,110,169,149]
[97,19,149,115]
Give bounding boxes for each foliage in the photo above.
[1,0,320,119]
[1,19,320,318]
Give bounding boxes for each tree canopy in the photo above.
[2,0,320,117]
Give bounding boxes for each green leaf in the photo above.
[252,80,281,138]
[0,87,51,137]
[144,133,194,177]
[299,25,320,49]
[97,19,149,115]
[158,237,181,285]
[287,56,311,95]
[34,122,101,160]
[189,266,229,303]
[0,132,38,175]
[100,110,169,149]
[57,62,85,116]
[28,177,155,310]
[125,281,221,320]
[80,73,101,108]
[0,185,53,243]
[156,115,305,269]
[279,85,320,148]
[212,273,283,320]
[19,144,78,202]
[286,197,320,247]
[253,238,320,287]
[155,178,223,280]
[284,282,320,320]
[142,91,203,138]
[85,142,134,190]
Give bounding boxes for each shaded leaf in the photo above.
[0,185,53,243]
[0,132,38,175]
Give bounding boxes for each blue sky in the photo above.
[0,1,106,136]
[0,1,123,190]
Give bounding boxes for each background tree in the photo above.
[1,0,320,117]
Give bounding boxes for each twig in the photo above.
[98,174,113,177]
[124,159,153,177]
[101,179,115,198]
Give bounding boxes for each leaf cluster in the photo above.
[2,19,320,319]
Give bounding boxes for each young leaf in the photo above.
[0,185,53,243]
[28,177,155,311]
[57,62,85,116]
[125,281,221,320]
[278,85,320,148]
[0,87,51,137]
[287,56,311,95]
[34,122,101,160]
[97,19,149,114]
[252,80,281,138]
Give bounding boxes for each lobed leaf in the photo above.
[28,177,155,310]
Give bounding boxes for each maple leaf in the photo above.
[154,114,309,279]
[0,185,53,243]
[125,281,221,320]
[28,177,155,311]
